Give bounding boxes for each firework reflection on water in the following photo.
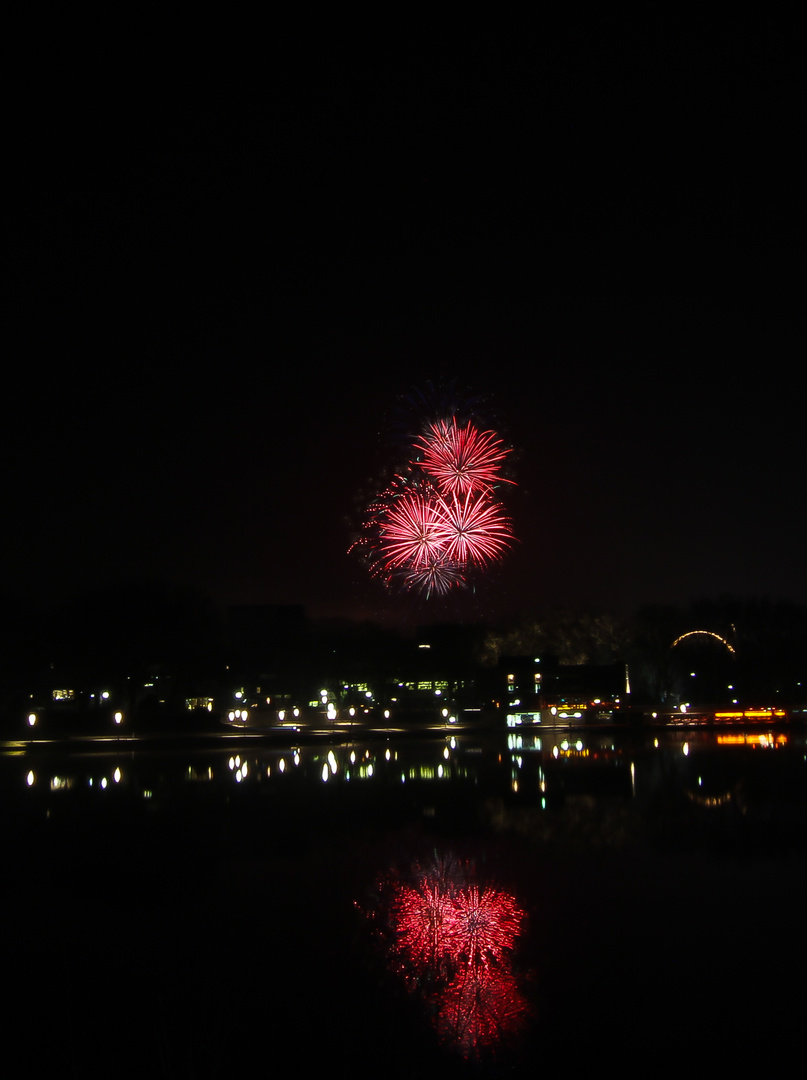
[366,852,529,1060]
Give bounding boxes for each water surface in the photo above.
[4,725,806,1076]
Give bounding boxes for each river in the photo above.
[3,723,806,1076]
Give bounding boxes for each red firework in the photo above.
[377,487,445,570]
[415,417,515,497]
[354,404,517,598]
[433,491,513,566]
[396,556,466,598]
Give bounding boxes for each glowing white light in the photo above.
[114,711,123,724]
[101,691,109,700]
[278,758,285,773]
[328,750,337,774]
[321,763,329,782]
[27,713,37,727]
[26,770,35,786]
[113,767,121,783]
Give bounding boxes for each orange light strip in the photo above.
[713,709,787,720]
[671,630,736,654]
[717,733,788,747]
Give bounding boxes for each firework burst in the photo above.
[377,487,445,571]
[433,490,513,566]
[353,398,517,599]
[394,556,466,599]
[415,417,515,497]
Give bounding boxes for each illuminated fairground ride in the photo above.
[665,627,805,724]
[644,629,790,725]
[671,630,736,655]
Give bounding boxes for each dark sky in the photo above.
[6,12,802,627]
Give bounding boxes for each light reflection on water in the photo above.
[3,727,807,1073]
[363,850,530,1060]
[7,727,807,853]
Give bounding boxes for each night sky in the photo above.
[6,12,802,629]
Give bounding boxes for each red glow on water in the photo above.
[438,965,526,1056]
[380,857,529,1058]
